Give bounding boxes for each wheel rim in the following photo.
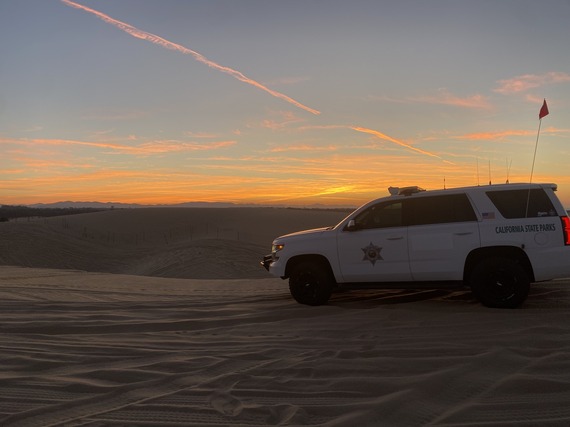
[484,268,517,301]
[295,271,319,300]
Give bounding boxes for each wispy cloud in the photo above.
[314,185,357,196]
[457,127,569,141]
[1,169,26,175]
[350,126,452,163]
[13,157,94,170]
[457,130,535,141]
[1,137,236,155]
[494,72,570,94]
[257,111,305,130]
[138,140,236,154]
[269,144,338,153]
[296,124,348,132]
[410,89,491,109]
[372,89,491,110]
[184,131,220,139]
[61,0,320,115]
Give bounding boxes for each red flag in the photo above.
[539,99,549,119]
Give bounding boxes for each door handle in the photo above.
[387,236,404,240]
[454,232,473,236]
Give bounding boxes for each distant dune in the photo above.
[0,207,349,279]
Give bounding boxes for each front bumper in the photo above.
[261,254,272,271]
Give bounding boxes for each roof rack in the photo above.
[388,186,426,196]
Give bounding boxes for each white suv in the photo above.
[262,183,570,308]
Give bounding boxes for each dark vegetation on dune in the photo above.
[0,205,109,222]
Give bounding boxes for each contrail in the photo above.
[61,0,320,115]
[351,126,452,163]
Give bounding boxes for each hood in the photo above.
[277,227,331,240]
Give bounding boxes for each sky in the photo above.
[1,0,570,208]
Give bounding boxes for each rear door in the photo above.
[484,187,569,280]
[407,193,480,281]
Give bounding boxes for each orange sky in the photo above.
[1,1,570,208]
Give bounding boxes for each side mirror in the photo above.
[345,219,358,231]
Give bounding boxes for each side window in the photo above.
[486,189,557,219]
[406,194,477,226]
[353,201,403,230]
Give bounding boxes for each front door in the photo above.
[337,200,412,282]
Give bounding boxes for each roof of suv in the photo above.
[387,183,557,199]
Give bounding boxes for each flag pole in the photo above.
[528,117,543,186]
[525,99,549,218]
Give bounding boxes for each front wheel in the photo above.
[288,262,333,306]
[469,257,530,308]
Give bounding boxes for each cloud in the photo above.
[269,144,338,153]
[372,89,491,110]
[1,169,26,175]
[61,0,320,115]
[457,127,569,141]
[314,185,356,196]
[457,130,535,141]
[494,72,570,94]
[410,89,492,109]
[296,124,348,132]
[258,111,305,130]
[13,157,94,170]
[350,126,452,163]
[1,137,236,155]
[0,145,478,206]
[184,132,220,139]
[138,140,236,154]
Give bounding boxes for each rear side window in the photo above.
[486,189,557,219]
[405,193,477,226]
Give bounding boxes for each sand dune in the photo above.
[0,208,349,279]
[2,208,570,425]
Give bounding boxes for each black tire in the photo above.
[469,257,530,308]
[288,262,333,306]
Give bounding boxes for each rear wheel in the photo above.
[288,262,333,306]
[469,257,530,308]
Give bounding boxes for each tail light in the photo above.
[561,216,570,246]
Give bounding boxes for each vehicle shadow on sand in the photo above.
[327,288,476,308]
[326,280,570,309]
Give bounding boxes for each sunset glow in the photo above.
[2,1,570,208]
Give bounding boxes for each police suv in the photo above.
[262,183,570,308]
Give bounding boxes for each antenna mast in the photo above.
[476,158,480,186]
